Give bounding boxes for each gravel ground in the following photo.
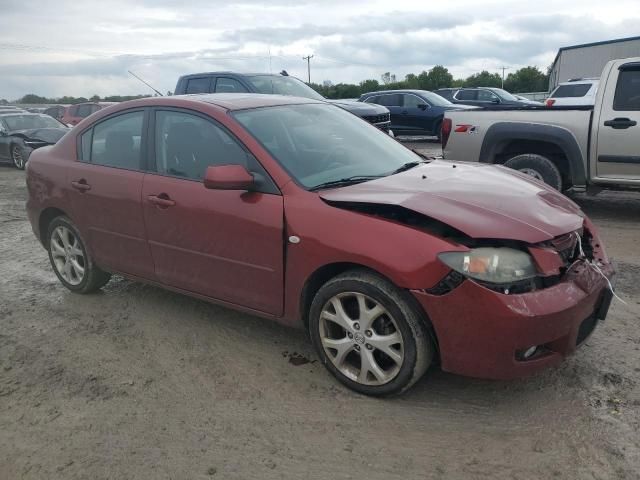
[0,163,639,480]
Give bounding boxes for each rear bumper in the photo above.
[412,261,614,380]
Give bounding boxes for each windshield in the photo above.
[246,75,326,101]
[2,114,64,130]
[417,90,454,107]
[488,88,519,101]
[233,103,421,189]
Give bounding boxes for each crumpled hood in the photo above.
[11,127,69,145]
[319,160,584,244]
[327,99,389,116]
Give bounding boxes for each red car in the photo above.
[26,94,614,396]
[60,102,117,126]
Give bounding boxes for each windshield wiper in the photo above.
[411,149,433,161]
[390,160,425,175]
[309,175,382,191]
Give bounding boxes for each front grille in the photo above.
[362,113,391,125]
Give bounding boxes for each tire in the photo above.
[46,216,111,293]
[504,153,563,190]
[309,269,434,396]
[11,144,25,170]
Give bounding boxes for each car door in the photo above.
[476,89,501,106]
[453,89,478,106]
[596,63,640,181]
[401,93,432,133]
[377,94,406,132]
[142,109,284,315]
[70,109,156,279]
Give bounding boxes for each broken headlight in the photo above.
[438,248,537,285]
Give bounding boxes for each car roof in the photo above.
[179,72,280,80]
[136,93,324,111]
[0,112,45,117]
[362,89,434,96]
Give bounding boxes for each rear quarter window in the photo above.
[551,84,592,98]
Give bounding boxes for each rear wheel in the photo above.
[504,153,562,190]
[309,270,433,396]
[11,145,25,170]
[47,216,111,293]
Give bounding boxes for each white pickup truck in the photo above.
[442,57,640,192]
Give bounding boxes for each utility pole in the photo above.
[499,66,510,89]
[303,54,314,83]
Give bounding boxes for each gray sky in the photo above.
[0,0,638,100]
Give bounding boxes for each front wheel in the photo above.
[11,145,26,170]
[504,153,563,190]
[47,216,112,293]
[309,270,434,396]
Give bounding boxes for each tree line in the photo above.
[2,65,548,104]
[310,65,549,99]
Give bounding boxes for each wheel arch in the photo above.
[298,262,440,354]
[479,122,586,187]
[39,207,69,247]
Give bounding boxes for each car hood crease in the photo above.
[319,160,584,243]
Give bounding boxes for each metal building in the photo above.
[549,36,640,90]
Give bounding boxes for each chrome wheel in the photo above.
[11,146,24,169]
[319,292,404,386]
[519,168,544,181]
[50,226,85,285]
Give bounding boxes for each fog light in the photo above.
[522,346,537,359]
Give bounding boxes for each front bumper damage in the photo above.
[413,225,615,380]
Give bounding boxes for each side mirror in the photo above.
[203,164,255,191]
[417,103,428,111]
[491,98,500,104]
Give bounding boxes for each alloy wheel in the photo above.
[50,226,85,285]
[319,292,404,386]
[518,168,544,182]
[11,146,24,169]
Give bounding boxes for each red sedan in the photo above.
[26,94,614,396]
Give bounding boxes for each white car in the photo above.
[546,79,599,107]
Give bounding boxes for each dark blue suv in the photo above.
[175,72,392,132]
[358,89,474,138]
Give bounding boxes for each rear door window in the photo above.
[551,84,592,98]
[81,111,144,170]
[185,77,211,94]
[613,68,640,111]
[214,77,249,93]
[377,94,402,107]
[455,89,476,101]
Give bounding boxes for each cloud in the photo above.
[0,0,638,100]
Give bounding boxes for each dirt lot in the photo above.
[1,163,639,480]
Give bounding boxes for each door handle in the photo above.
[603,118,637,129]
[401,110,408,115]
[147,194,176,208]
[71,180,91,192]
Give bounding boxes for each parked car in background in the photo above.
[0,112,69,169]
[434,87,541,107]
[174,71,392,132]
[0,106,25,114]
[44,105,69,122]
[546,79,599,107]
[358,89,474,138]
[443,57,640,192]
[26,93,613,396]
[61,102,117,127]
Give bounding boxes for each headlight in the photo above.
[438,247,537,284]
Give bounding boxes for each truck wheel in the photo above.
[308,269,434,396]
[504,154,562,190]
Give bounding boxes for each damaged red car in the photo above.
[26,94,615,396]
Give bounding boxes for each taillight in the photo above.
[441,118,452,149]
[545,99,556,107]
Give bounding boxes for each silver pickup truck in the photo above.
[442,57,640,192]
